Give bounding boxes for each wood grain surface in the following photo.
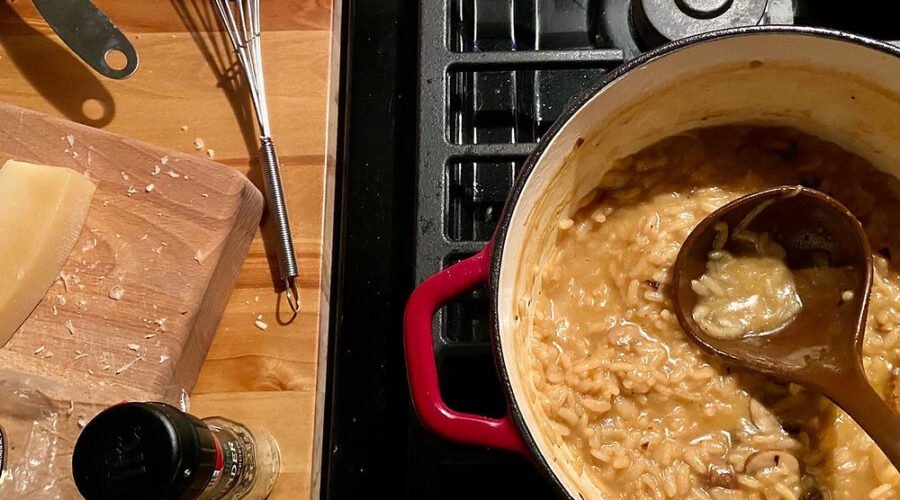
[0,104,263,397]
[0,1,336,498]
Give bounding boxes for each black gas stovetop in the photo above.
[323,2,900,499]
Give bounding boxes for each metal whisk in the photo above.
[214,0,300,312]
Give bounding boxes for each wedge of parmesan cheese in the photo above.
[0,160,95,346]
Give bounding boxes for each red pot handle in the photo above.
[404,243,527,455]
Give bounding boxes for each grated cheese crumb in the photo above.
[120,171,129,181]
[127,343,141,351]
[194,137,205,150]
[194,248,209,264]
[58,272,70,292]
[159,354,170,364]
[151,165,161,176]
[255,319,269,331]
[81,238,97,253]
[115,357,141,375]
[108,285,125,301]
[145,183,155,193]
[206,149,215,159]
[64,320,75,335]
[66,134,75,147]
[167,170,180,178]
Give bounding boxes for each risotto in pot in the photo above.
[523,126,900,499]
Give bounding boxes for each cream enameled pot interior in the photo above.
[494,30,900,499]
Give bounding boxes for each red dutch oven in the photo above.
[405,26,900,498]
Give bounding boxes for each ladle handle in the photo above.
[827,370,900,470]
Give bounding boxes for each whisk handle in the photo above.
[258,137,300,287]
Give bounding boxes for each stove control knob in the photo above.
[632,0,767,48]
[676,0,733,19]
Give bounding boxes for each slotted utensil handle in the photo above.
[33,0,138,79]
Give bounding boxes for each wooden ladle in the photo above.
[672,185,900,469]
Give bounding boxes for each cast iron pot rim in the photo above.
[486,25,900,498]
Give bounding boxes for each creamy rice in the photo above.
[523,126,900,499]
[692,230,802,340]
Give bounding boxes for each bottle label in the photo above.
[201,424,246,499]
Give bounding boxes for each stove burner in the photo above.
[633,0,767,48]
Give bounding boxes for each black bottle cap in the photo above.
[72,402,218,500]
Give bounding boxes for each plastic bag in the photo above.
[0,370,188,498]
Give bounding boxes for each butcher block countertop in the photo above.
[0,1,337,498]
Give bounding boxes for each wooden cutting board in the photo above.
[0,103,263,399]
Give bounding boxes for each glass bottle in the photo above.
[71,402,280,500]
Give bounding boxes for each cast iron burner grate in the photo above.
[327,1,900,499]
[412,1,799,497]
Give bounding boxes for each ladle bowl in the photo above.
[672,185,900,469]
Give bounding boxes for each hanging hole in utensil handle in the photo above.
[104,49,128,71]
[284,278,300,313]
[98,42,138,79]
